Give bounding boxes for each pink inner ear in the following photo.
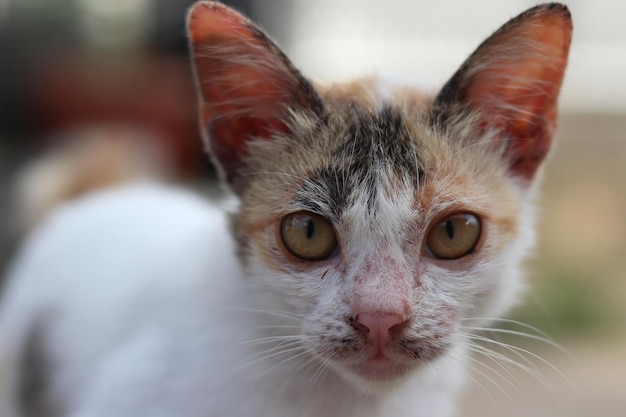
[462,9,572,179]
[187,2,320,180]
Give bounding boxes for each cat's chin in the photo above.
[339,356,418,391]
[352,361,410,381]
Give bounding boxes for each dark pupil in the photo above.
[305,219,315,239]
[445,220,455,239]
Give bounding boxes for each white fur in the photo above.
[0,182,484,417]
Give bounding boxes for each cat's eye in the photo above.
[280,212,338,261]
[426,213,481,260]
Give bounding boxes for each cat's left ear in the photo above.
[187,2,324,191]
[432,4,572,182]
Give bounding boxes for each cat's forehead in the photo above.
[291,105,423,219]
[242,77,511,224]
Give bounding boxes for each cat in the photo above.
[10,127,171,234]
[0,2,572,417]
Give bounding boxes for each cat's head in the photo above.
[188,2,571,390]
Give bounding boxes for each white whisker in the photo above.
[461,332,574,389]
[461,346,525,398]
[445,353,497,406]
[233,334,309,348]
[464,341,551,390]
[236,342,308,372]
[461,325,575,360]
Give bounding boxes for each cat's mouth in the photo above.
[340,337,451,383]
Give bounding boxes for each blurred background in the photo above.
[0,0,624,416]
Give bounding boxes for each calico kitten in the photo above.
[0,2,571,417]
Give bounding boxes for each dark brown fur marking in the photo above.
[293,106,424,219]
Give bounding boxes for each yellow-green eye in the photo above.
[426,213,481,260]
[280,211,337,261]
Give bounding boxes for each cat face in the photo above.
[234,97,530,387]
[188,2,571,389]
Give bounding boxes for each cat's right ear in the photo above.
[187,2,324,191]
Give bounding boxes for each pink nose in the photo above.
[355,313,406,351]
